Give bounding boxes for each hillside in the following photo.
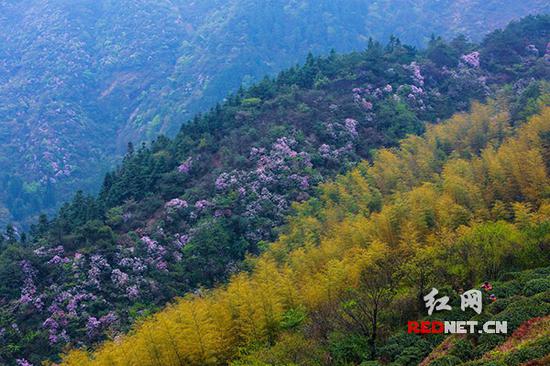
[420,268,550,366]
[57,101,550,365]
[0,15,549,365]
[1,0,549,228]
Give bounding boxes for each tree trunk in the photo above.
[370,306,378,359]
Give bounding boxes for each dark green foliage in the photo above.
[481,15,550,76]
[0,15,549,365]
[1,2,549,228]
[462,361,507,366]
[426,36,463,68]
[181,218,249,287]
[375,99,424,141]
[430,355,462,366]
[523,278,550,296]
[359,268,550,366]
[0,246,28,298]
[449,338,475,362]
[377,332,433,364]
[502,336,550,365]
[280,307,307,330]
[394,346,432,365]
[328,332,370,364]
[474,291,550,355]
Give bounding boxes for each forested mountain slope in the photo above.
[0,16,549,365]
[1,0,549,227]
[58,101,550,366]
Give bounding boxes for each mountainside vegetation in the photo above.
[0,15,549,366]
[1,0,549,228]
[57,100,550,366]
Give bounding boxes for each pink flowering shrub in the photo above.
[5,21,544,362]
[344,118,358,137]
[111,269,129,287]
[174,233,190,248]
[177,157,192,173]
[194,199,211,210]
[353,85,375,111]
[461,51,480,68]
[18,261,41,309]
[407,61,424,86]
[127,285,140,299]
[165,198,188,210]
[86,312,117,340]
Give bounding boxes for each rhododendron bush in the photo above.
[0,15,548,365]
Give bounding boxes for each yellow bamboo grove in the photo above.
[58,102,550,366]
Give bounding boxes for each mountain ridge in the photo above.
[1,0,549,228]
[1,15,549,364]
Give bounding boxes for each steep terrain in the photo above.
[0,16,548,365]
[1,0,549,227]
[58,100,550,366]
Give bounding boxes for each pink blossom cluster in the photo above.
[19,260,43,310]
[407,61,424,86]
[86,312,117,339]
[405,91,426,110]
[353,85,375,110]
[318,144,330,155]
[215,172,238,190]
[33,245,64,257]
[215,137,312,194]
[66,292,96,317]
[525,44,539,56]
[194,199,211,210]
[272,137,298,158]
[43,304,70,344]
[47,255,71,265]
[111,269,129,287]
[318,142,354,160]
[461,51,480,68]
[173,233,190,248]
[410,85,424,94]
[244,187,288,228]
[344,118,358,137]
[165,198,188,210]
[177,157,193,173]
[140,236,169,271]
[352,83,394,111]
[87,254,111,288]
[393,84,425,108]
[118,257,147,273]
[201,137,317,242]
[127,285,140,299]
[444,63,490,99]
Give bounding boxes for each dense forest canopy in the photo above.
[1,0,549,228]
[0,15,549,365]
[59,99,550,366]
